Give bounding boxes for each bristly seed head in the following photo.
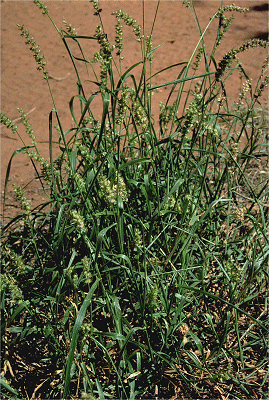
[0,113,18,134]
[98,173,128,207]
[13,184,31,214]
[63,20,77,36]
[215,4,249,17]
[17,108,36,145]
[90,0,100,14]
[115,19,124,57]
[146,34,154,63]
[17,24,48,79]
[33,0,48,15]
[146,283,158,312]
[216,39,268,81]
[70,209,86,233]
[0,273,23,302]
[112,10,142,41]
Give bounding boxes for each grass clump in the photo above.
[1,1,268,399]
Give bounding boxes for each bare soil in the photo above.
[1,0,268,222]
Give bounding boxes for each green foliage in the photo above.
[1,0,268,398]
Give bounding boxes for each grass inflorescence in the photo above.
[1,0,268,399]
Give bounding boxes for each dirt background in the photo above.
[1,0,268,222]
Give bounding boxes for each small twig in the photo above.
[48,72,71,81]
[30,379,49,400]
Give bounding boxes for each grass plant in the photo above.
[1,0,268,399]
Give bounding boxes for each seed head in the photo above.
[74,172,86,193]
[70,209,86,233]
[17,24,48,79]
[33,0,48,15]
[115,19,124,56]
[116,85,130,125]
[131,96,148,133]
[13,184,31,214]
[28,151,54,185]
[0,113,18,134]
[193,46,203,71]
[63,20,77,36]
[146,34,154,63]
[0,273,23,302]
[17,108,36,145]
[134,228,143,249]
[90,0,100,13]
[9,250,28,275]
[82,256,92,285]
[146,283,158,312]
[98,174,116,207]
[215,4,249,17]
[112,10,142,41]
[99,173,128,207]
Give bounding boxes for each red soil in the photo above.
[1,0,268,221]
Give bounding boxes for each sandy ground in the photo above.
[1,0,268,221]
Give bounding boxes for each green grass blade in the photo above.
[2,146,33,220]
[149,70,216,91]
[63,278,100,399]
[0,377,20,398]
[97,89,110,151]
